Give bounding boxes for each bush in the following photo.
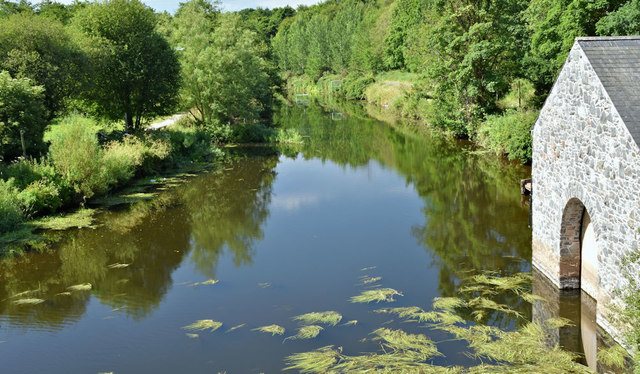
[476,110,538,163]
[0,158,70,215]
[44,114,104,199]
[0,179,24,232]
[231,122,275,143]
[342,73,375,100]
[164,124,215,163]
[17,179,63,215]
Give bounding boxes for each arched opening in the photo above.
[558,197,599,295]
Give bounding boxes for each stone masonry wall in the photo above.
[532,41,640,340]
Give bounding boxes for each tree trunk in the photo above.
[125,112,133,133]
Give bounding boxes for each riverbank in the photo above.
[0,113,302,254]
[284,72,537,164]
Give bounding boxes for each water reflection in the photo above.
[532,268,623,373]
[276,99,532,326]
[183,148,278,278]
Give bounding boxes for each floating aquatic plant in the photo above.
[13,298,44,305]
[350,288,402,303]
[285,325,323,341]
[360,266,377,271]
[293,311,342,326]
[67,283,92,291]
[342,320,358,326]
[258,282,272,288]
[226,324,247,333]
[185,333,199,339]
[284,346,341,373]
[252,324,285,336]
[359,275,382,285]
[285,272,596,373]
[56,292,71,296]
[182,319,222,332]
[107,263,130,269]
[191,279,219,286]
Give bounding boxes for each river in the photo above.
[0,100,603,373]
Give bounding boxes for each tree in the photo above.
[0,12,85,117]
[172,2,271,128]
[597,0,640,35]
[0,71,47,159]
[73,0,180,132]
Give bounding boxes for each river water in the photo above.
[0,100,592,373]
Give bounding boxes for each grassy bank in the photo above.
[285,71,538,164]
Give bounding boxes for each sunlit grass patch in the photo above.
[285,325,323,341]
[252,324,285,336]
[13,298,45,305]
[293,311,342,326]
[182,319,223,332]
[67,283,92,291]
[350,288,402,303]
[226,324,247,333]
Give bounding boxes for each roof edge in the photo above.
[577,35,640,42]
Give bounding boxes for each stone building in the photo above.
[532,36,640,342]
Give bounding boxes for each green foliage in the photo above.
[73,0,180,132]
[613,252,640,372]
[597,0,640,35]
[0,179,24,232]
[524,0,627,101]
[342,73,375,100]
[45,114,174,200]
[0,71,47,159]
[44,115,103,198]
[171,3,272,129]
[477,110,538,163]
[0,12,84,117]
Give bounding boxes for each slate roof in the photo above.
[577,36,640,146]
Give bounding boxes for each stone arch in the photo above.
[558,197,600,297]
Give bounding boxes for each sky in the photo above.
[56,0,322,13]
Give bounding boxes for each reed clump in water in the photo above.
[182,319,223,332]
[350,288,402,303]
[293,311,342,326]
[285,325,323,341]
[252,324,285,336]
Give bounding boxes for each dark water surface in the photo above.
[0,101,536,373]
